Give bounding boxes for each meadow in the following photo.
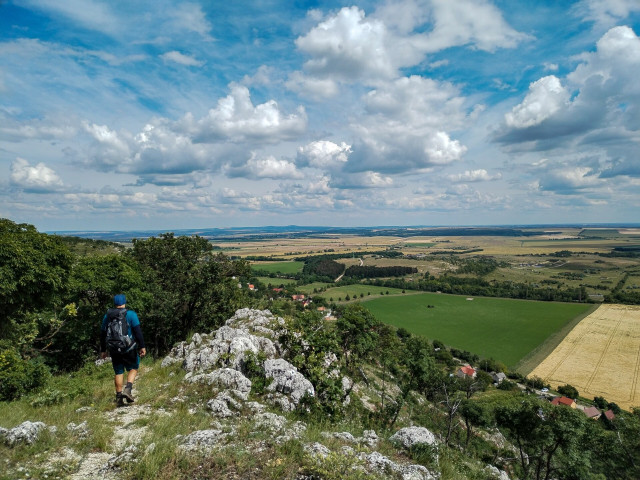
[363,293,594,369]
[251,260,304,274]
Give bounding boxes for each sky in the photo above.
[1,0,639,231]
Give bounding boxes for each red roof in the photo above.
[604,409,615,420]
[459,366,476,377]
[551,396,575,407]
[584,406,601,418]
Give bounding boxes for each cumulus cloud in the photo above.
[82,120,221,178]
[295,7,407,83]
[10,157,65,193]
[496,26,640,161]
[291,1,527,96]
[285,71,339,99]
[538,167,602,193]
[180,84,307,143]
[346,76,468,173]
[330,171,394,189]
[296,140,351,169]
[226,153,303,180]
[161,50,204,67]
[504,76,571,129]
[448,169,502,182]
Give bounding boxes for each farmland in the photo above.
[529,304,640,410]
[363,293,594,369]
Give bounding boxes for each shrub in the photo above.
[0,347,50,401]
[558,384,579,399]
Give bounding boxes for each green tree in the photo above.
[132,233,251,354]
[335,303,380,366]
[558,384,579,399]
[495,397,591,480]
[459,399,489,450]
[0,219,72,341]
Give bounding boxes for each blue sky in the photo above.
[1,0,639,231]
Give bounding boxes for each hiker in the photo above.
[100,294,146,407]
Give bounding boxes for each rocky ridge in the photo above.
[1,308,511,479]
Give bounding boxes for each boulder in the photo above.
[1,421,47,447]
[264,358,314,407]
[389,426,438,450]
[186,368,252,399]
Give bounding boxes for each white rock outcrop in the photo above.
[1,421,47,447]
[389,426,438,450]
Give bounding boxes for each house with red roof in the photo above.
[551,396,576,408]
[456,365,476,379]
[603,409,615,421]
[583,406,601,419]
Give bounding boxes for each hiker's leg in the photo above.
[126,369,138,384]
[114,374,124,393]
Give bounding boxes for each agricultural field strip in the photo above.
[529,305,640,410]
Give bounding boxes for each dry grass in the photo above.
[529,304,640,410]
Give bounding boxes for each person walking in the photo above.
[100,294,146,407]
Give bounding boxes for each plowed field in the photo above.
[530,304,640,410]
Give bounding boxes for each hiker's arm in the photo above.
[132,324,145,351]
[100,317,107,355]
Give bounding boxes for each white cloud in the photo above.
[330,171,394,189]
[285,71,339,99]
[575,0,640,27]
[172,2,213,40]
[448,169,501,182]
[227,153,303,180]
[10,157,64,192]
[20,0,120,35]
[415,0,530,53]
[539,167,602,193]
[161,51,204,67]
[295,7,406,82]
[0,117,77,142]
[296,140,351,169]
[347,76,468,173]
[505,76,571,128]
[181,84,307,143]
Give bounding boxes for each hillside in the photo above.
[2,308,640,480]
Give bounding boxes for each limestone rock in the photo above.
[180,429,227,451]
[187,368,252,399]
[264,358,314,407]
[1,421,47,447]
[304,442,331,459]
[389,426,438,450]
[359,452,437,480]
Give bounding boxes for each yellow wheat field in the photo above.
[530,304,640,410]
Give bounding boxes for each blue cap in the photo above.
[114,294,126,306]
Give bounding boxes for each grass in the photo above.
[315,284,407,301]
[251,261,304,275]
[363,293,593,369]
[256,276,298,286]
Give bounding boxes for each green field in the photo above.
[363,293,593,369]
[315,284,406,300]
[251,261,304,274]
[255,276,297,286]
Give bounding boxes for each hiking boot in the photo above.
[122,385,135,403]
[116,393,125,407]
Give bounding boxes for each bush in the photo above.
[558,384,579,399]
[0,347,50,401]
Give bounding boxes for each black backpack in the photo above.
[105,308,137,354]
